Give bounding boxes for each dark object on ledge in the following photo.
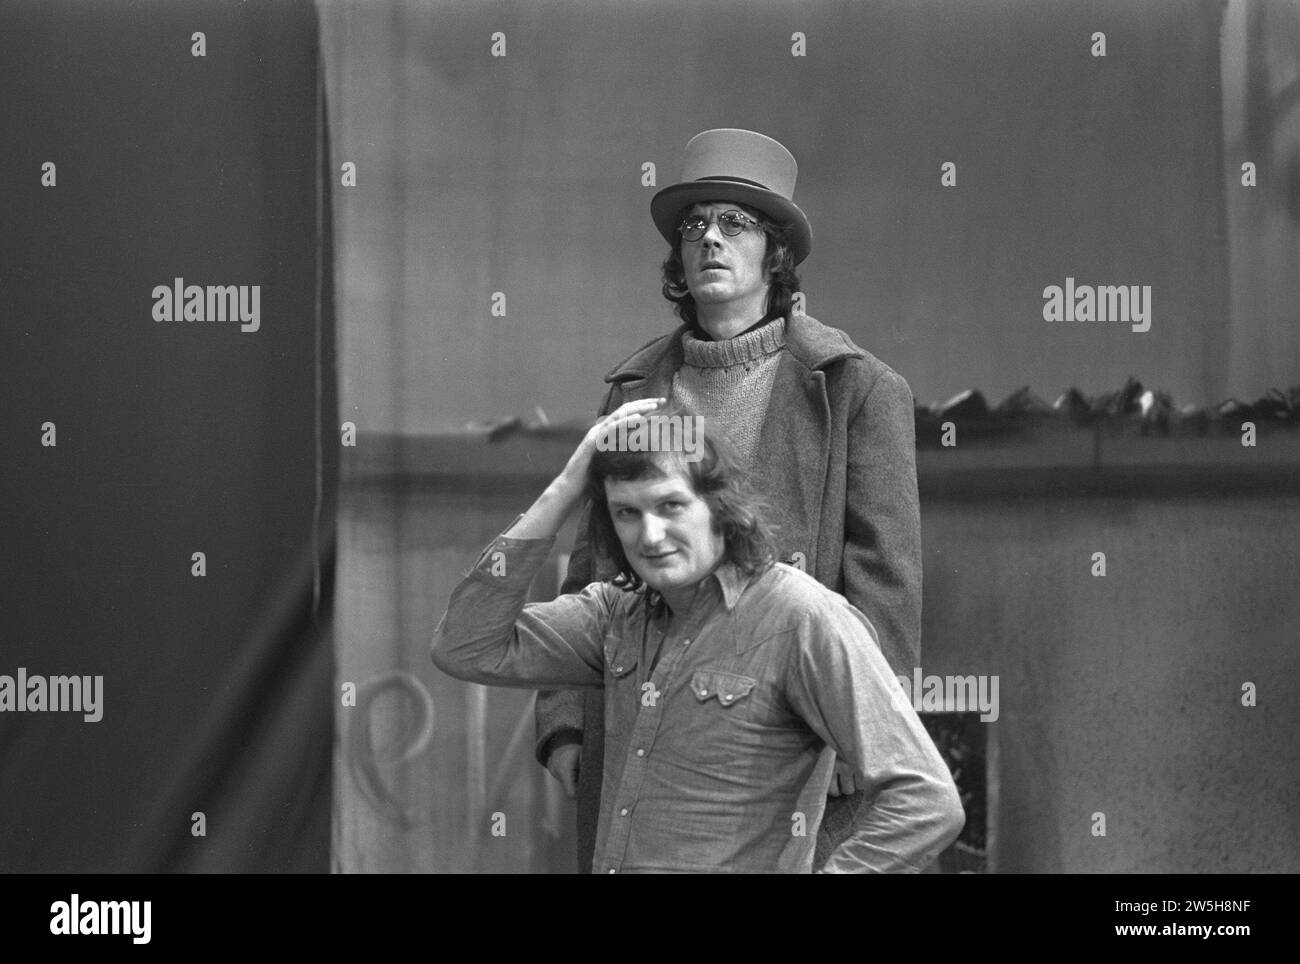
[915,377,1300,438]
[997,387,1055,417]
[937,389,990,420]
[1091,376,1145,418]
[1053,387,1092,420]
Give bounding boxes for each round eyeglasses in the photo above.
[677,210,760,242]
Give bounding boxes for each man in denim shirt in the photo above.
[433,401,962,873]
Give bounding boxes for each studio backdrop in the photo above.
[0,0,335,873]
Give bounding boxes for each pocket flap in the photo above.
[690,669,756,705]
[604,640,638,679]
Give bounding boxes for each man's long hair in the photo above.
[586,407,777,595]
[660,202,802,329]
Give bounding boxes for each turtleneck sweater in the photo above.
[670,317,787,467]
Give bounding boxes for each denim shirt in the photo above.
[433,533,963,873]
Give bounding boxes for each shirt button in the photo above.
[683,638,691,646]
[614,665,623,674]
[620,808,629,816]
[636,748,645,757]
[699,689,708,697]
[608,868,617,874]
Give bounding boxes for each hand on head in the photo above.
[558,397,667,493]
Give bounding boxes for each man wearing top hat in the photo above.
[536,129,926,872]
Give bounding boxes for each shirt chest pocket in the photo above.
[673,668,764,765]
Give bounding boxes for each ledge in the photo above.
[341,420,1300,499]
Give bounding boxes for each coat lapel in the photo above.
[615,367,674,403]
[754,350,830,568]
[607,329,683,403]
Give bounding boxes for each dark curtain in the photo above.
[0,0,335,872]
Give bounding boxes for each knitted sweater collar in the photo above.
[603,313,866,384]
[680,317,787,369]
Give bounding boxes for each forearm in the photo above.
[819,769,964,873]
[506,478,585,540]
[791,604,962,873]
[508,393,660,542]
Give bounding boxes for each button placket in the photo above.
[596,593,717,872]
[600,619,698,871]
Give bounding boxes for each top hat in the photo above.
[650,129,812,264]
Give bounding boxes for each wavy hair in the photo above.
[586,406,777,596]
[660,201,802,329]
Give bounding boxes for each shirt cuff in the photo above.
[537,728,584,766]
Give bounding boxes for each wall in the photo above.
[922,493,1300,872]
[318,0,1279,434]
[335,480,580,872]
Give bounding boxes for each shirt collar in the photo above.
[711,560,751,612]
